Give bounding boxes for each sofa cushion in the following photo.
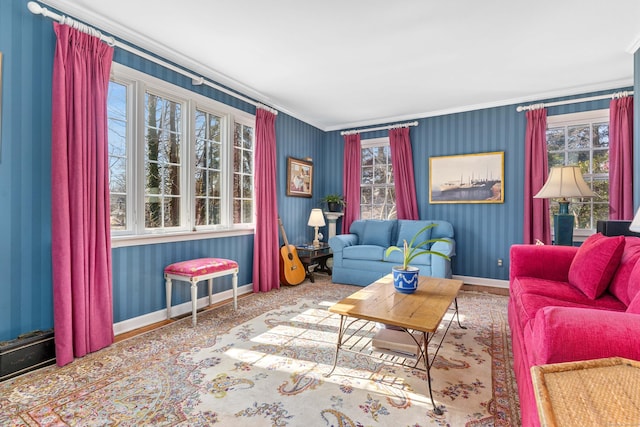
[608,237,640,305]
[343,245,385,261]
[361,220,394,247]
[396,220,432,247]
[510,276,617,306]
[514,291,626,330]
[568,233,625,299]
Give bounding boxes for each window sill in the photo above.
[111,227,254,248]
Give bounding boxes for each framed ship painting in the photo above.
[286,157,313,197]
[429,151,504,204]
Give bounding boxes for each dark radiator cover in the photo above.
[596,220,640,237]
[0,330,56,381]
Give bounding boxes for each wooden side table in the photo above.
[295,243,332,283]
[531,357,640,427]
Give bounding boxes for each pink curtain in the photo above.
[252,108,280,292]
[51,23,114,366]
[342,134,361,233]
[523,108,551,244]
[609,96,634,220]
[389,127,419,220]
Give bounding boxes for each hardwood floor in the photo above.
[114,294,251,343]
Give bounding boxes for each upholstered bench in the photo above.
[164,258,238,326]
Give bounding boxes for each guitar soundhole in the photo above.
[288,253,293,260]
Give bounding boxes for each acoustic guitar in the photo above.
[278,217,306,286]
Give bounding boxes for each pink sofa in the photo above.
[508,234,640,427]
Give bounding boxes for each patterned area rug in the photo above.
[0,277,520,426]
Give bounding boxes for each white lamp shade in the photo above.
[534,166,596,199]
[307,209,326,227]
[630,208,640,232]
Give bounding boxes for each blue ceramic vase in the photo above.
[392,266,419,294]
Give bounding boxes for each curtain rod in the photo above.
[27,1,278,115]
[516,91,634,112]
[340,121,419,136]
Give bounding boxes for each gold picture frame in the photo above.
[429,151,504,204]
[286,157,313,197]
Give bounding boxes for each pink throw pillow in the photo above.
[568,233,625,300]
[627,292,640,314]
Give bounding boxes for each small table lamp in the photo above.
[308,208,326,248]
[534,166,595,246]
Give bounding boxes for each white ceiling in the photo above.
[38,1,640,131]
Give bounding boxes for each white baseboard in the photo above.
[453,275,509,289]
[113,283,254,336]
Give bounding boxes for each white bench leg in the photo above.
[190,280,198,327]
[165,276,172,319]
[208,278,213,306]
[232,269,238,310]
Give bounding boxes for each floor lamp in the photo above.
[534,166,595,246]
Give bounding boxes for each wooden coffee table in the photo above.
[326,274,464,415]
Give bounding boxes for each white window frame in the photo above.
[360,136,396,220]
[547,109,610,241]
[109,63,255,248]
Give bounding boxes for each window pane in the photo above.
[593,122,609,148]
[210,142,221,170]
[362,148,374,166]
[209,199,221,225]
[593,180,609,202]
[548,152,564,168]
[566,151,589,173]
[567,125,590,150]
[242,200,252,223]
[144,92,182,229]
[233,123,254,224]
[110,195,126,230]
[593,150,609,174]
[361,166,373,184]
[108,81,128,230]
[194,109,223,227]
[195,198,206,226]
[546,128,564,151]
[209,171,220,197]
[164,198,180,227]
[361,187,372,204]
[233,199,241,223]
[109,157,127,193]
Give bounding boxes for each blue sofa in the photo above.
[328,219,456,286]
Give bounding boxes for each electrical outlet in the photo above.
[497,258,503,267]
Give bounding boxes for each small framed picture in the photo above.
[286,157,313,197]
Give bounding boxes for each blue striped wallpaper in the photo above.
[0,1,55,342]
[0,0,638,341]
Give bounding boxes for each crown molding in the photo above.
[627,32,640,54]
[325,78,634,132]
